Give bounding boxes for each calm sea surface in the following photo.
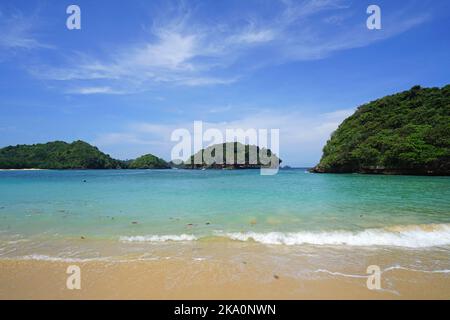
[0,169,449,259]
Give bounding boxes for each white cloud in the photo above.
[67,86,125,95]
[0,11,50,51]
[26,0,429,94]
[93,108,355,165]
[136,32,196,70]
[234,29,275,44]
[31,25,239,90]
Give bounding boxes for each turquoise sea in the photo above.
[0,169,449,256]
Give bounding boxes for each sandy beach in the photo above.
[1,241,448,300]
[1,259,448,300]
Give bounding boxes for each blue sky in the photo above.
[0,0,449,166]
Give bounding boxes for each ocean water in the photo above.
[0,169,450,258]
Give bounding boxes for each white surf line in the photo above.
[313,268,400,295]
[119,234,198,242]
[12,255,111,263]
[382,265,450,274]
[315,264,450,279]
[217,224,450,248]
[314,269,368,278]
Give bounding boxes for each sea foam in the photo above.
[18,254,108,262]
[118,224,450,248]
[119,234,198,242]
[220,224,450,248]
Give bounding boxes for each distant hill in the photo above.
[128,154,170,169]
[183,142,281,169]
[312,85,450,175]
[0,140,124,169]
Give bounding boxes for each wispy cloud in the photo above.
[0,10,50,52]
[25,0,430,94]
[66,86,126,95]
[30,25,240,90]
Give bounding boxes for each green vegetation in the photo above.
[0,141,170,170]
[0,140,124,169]
[0,140,279,170]
[183,142,281,169]
[128,154,170,169]
[313,85,450,175]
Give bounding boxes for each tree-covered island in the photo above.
[312,85,450,175]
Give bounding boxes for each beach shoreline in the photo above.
[1,257,449,300]
[1,239,449,299]
[1,169,449,299]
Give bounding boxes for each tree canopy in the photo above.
[313,85,450,175]
[0,140,124,169]
[128,154,170,169]
[183,142,281,169]
[0,140,169,170]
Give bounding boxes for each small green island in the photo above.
[127,154,171,169]
[0,140,280,170]
[0,140,170,170]
[1,85,448,175]
[182,142,282,169]
[312,85,450,175]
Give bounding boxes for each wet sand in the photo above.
[1,242,449,299]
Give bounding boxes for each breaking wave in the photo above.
[118,224,450,248]
[17,254,109,262]
[119,234,198,242]
[221,224,450,248]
